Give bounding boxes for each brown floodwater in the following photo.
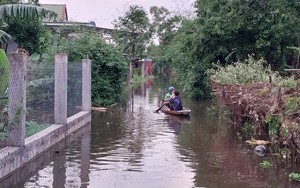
[1,80,300,188]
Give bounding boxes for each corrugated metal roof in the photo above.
[40,4,68,22]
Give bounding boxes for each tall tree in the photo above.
[150,6,182,46]
[112,5,152,59]
[112,5,152,82]
[195,0,300,69]
[161,0,300,99]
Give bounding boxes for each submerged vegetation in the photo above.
[209,56,300,162]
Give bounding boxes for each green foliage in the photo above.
[0,122,7,141]
[289,172,300,181]
[163,19,212,99]
[195,0,300,69]
[3,16,52,55]
[0,49,8,95]
[276,77,297,89]
[2,118,95,139]
[241,122,254,139]
[209,55,299,88]
[209,55,276,84]
[0,0,20,5]
[132,73,145,89]
[259,160,272,169]
[158,0,300,99]
[25,121,50,137]
[112,5,152,59]
[265,114,281,141]
[0,99,8,141]
[150,6,182,46]
[46,31,127,106]
[281,127,289,138]
[0,4,56,43]
[147,6,185,82]
[284,97,299,115]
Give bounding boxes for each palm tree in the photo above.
[0,4,56,43]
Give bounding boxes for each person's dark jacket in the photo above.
[169,96,183,111]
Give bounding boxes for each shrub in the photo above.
[54,32,128,106]
[208,55,298,87]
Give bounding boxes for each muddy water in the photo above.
[1,80,300,188]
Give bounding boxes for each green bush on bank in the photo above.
[208,55,297,87]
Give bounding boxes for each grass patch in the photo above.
[26,121,51,137]
[0,121,51,141]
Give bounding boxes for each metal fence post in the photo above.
[82,59,91,111]
[7,52,27,147]
[54,53,67,124]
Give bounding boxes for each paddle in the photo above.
[154,102,166,113]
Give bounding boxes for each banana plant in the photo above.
[0,4,56,43]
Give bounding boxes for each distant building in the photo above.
[40,4,114,44]
[2,4,115,54]
[40,4,68,22]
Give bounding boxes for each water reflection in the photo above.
[167,115,190,134]
[2,79,300,188]
[0,123,91,188]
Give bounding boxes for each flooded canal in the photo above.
[1,80,300,188]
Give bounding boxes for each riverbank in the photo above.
[212,79,300,160]
[209,57,300,162]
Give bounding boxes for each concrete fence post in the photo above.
[54,53,68,124]
[82,59,91,111]
[141,60,145,78]
[7,52,27,147]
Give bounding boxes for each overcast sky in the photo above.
[39,0,195,28]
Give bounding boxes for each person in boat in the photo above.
[164,86,174,101]
[165,90,183,111]
[163,86,174,109]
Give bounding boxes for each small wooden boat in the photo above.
[160,105,191,116]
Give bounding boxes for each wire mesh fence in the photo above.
[0,53,91,181]
[0,53,88,149]
[68,62,82,117]
[0,53,27,148]
[0,53,10,148]
[0,91,8,148]
[26,60,54,136]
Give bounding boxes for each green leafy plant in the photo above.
[209,55,277,84]
[241,122,254,139]
[0,122,7,141]
[4,16,52,55]
[25,121,50,137]
[289,172,300,181]
[0,49,8,96]
[277,77,297,89]
[112,5,152,59]
[259,160,272,169]
[0,4,56,43]
[284,97,299,115]
[265,114,281,141]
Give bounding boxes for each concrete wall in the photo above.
[0,111,91,180]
